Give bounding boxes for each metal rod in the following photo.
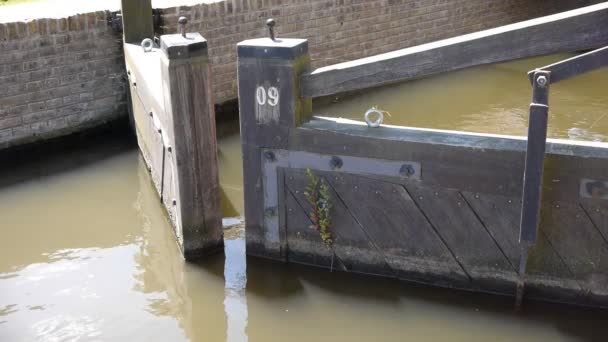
[178,16,188,38]
[516,69,551,308]
[266,18,276,41]
[527,45,608,85]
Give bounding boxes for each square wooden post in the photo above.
[237,37,311,259]
[160,32,223,259]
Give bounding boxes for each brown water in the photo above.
[315,54,608,142]
[2,54,608,342]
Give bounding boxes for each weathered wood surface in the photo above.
[237,34,608,308]
[120,0,154,44]
[254,119,608,306]
[124,32,222,259]
[237,38,311,258]
[301,2,608,98]
[160,33,222,258]
[276,153,608,306]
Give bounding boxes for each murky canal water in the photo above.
[2,54,608,341]
[316,54,608,142]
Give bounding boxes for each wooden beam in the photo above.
[159,33,223,259]
[121,0,154,44]
[301,2,608,98]
[528,45,608,84]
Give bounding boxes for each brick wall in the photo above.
[0,0,599,149]
[160,0,599,104]
[0,12,126,150]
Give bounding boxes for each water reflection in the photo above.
[223,219,248,342]
[1,68,608,340]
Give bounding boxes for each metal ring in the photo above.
[141,38,154,52]
[364,108,384,128]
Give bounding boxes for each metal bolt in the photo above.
[536,75,548,87]
[178,16,188,38]
[329,156,343,170]
[266,18,276,41]
[264,150,276,161]
[265,207,276,217]
[399,164,415,177]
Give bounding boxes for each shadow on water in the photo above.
[0,118,136,189]
[242,253,608,341]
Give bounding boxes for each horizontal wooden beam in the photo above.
[528,45,608,85]
[301,2,608,98]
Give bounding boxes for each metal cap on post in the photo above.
[159,28,222,260]
[237,20,311,258]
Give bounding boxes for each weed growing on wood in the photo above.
[304,168,333,247]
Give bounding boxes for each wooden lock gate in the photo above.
[120,0,222,259]
[237,3,608,307]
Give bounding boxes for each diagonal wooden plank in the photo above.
[581,199,608,243]
[323,172,470,287]
[541,201,608,303]
[406,183,517,292]
[461,192,584,299]
[284,169,394,276]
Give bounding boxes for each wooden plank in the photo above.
[290,118,608,201]
[284,169,394,276]
[462,192,584,301]
[581,199,608,241]
[160,33,222,259]
[541,200,608,303]
[301,3,608,98]
[404,183,517,292]
[120,0,154,44]
[325,172,470,286]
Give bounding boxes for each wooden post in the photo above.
[237,33,311,259]
[159,31,223,259]
[120,0,154,44]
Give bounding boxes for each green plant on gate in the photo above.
[304,168,333,247]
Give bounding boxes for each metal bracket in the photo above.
[261,149,421,252]
[107,11,123,32]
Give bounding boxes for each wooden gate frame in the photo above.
[121,0,222,259]
[237,3,608,307]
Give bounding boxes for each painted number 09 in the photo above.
[256,86,279,107]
